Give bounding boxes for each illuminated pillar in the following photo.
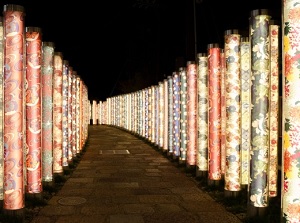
[240,37,251,186]
[144,88,149,139]
[3,4,25,218]
[76,75,80,153]
[268,20,279,198]
[282,1,300,222]
[172,71,181,160]
[158,81,164,149]
[224,29,241,196]
[41,42,55,183]
[220,49,226,176]
[163,79,168,153]
[167,75,173,156]
[53,52,63,175]
[247,9,271,220]
[207,43,222,184]
[186,61,197,168]
[62,60,69,168]
[67,66,73,163]
[71,71,77,156]
[92,100,97,125]
[179,67,188,164]
[196,53,209,177]
[0,16,4,204]
[25,26,43,197]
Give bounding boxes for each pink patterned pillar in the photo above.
[0,15,4,204]
[53,52,63,175]
[25,26,43,195]
[3,4,25,215]
[186,61,197,167]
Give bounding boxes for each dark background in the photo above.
[0,0,281,101]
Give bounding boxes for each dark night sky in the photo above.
[0,0,281,101]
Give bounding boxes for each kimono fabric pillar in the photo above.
[163,79,168,153]
[62,60,69,169]
[172,71,181,160]
[3,4,26,221]
[25,26,43,200]
[154,85,159,146]
[282,1,300,222]
[158,81,164,150]
[75,76,81,153]
[0,16,4,206]
[144,88,149,140]
[223,29,242,198]
[53,52,64,176]
[41,42,55,185]
[240,37,251,187]
[147,87,152,142]
[247,9,271,222]
[186,61,197,169]
[196,53,209,178]
[207,43,222,186]
[67,67,73,163]
[220,49,226,176]
[71,71,77,157]
[167,75,173,156]
[179,67,188,164]
[268,20,280,199]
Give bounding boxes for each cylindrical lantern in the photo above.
[0,16,4,202]
[268,20,279,198]
[53,51,64,174]
[249,9,271,209]
[179,67,188,163]
[41,42,55,182]
[167,75,173,156]
[25,26,43,194]
[240,37,251,185]
[207,43,222,182]
[173,72,181,159]
[3,4,26,211]
[186,61,197,167]
[224,29,242,193]
[282,1,300,222]
[196,53,209,175]
[62,60,69,167]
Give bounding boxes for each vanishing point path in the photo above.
[30,125,243,223]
